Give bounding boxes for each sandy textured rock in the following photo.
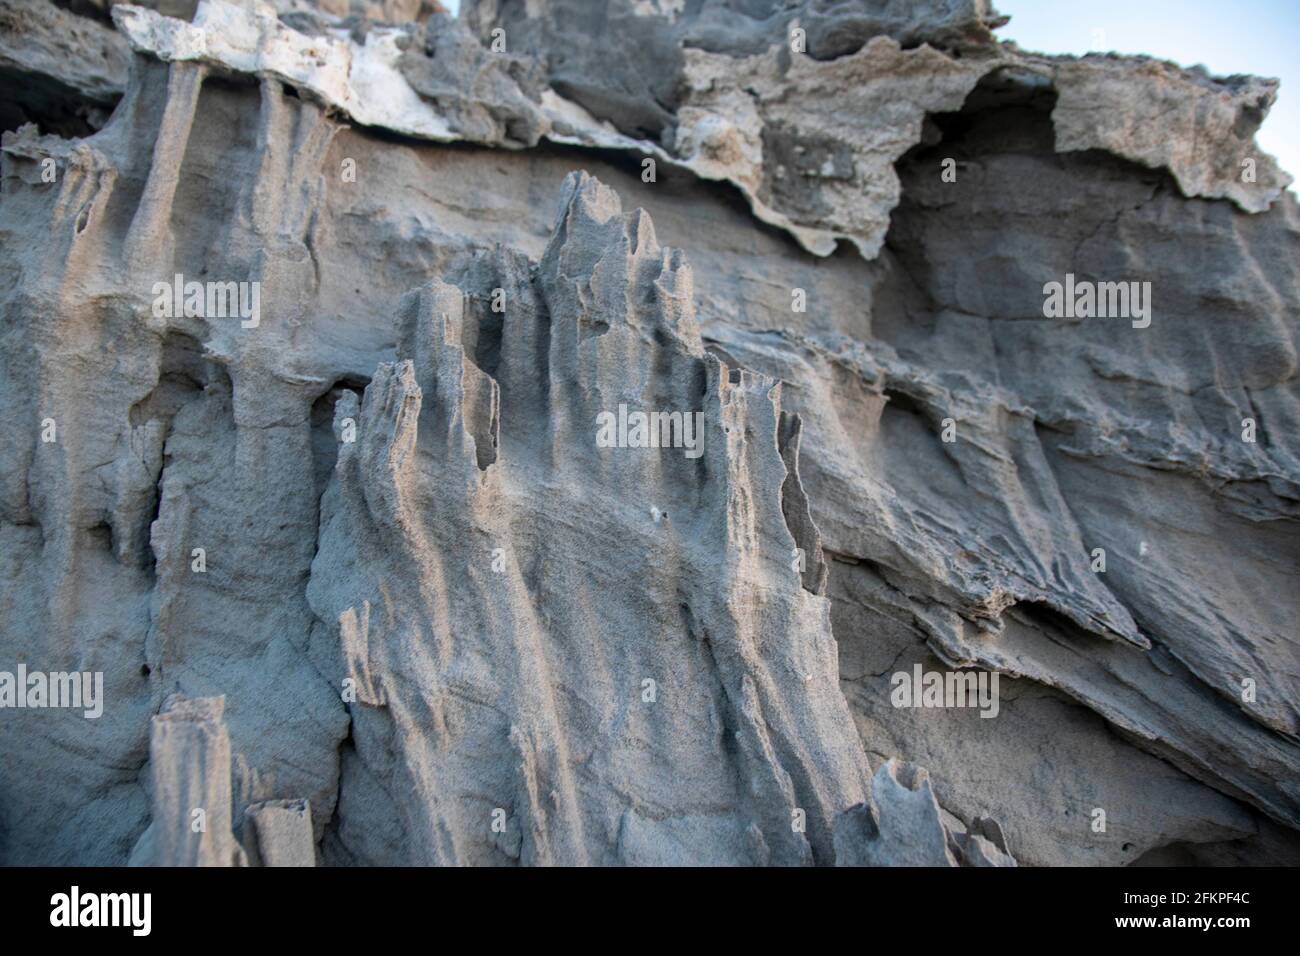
[244,798,315,866]
[672,38,995,257]
[94,0,1294,258]
[468,0,1291,255]
[834,760,958,866]
[285,0,445,20]
[0,0,130,135]
[9,0,1293,254]
[304,175,873,864]
[129,694,245,866]
[1048,55,1292,212]
[833,759,1016,866]
[0,0,1297,869]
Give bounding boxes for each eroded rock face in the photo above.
[0,0,1297,867]
[465,0,1291,255]
[304,178,874,865]
[0,0,130,135]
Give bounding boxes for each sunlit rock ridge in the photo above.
[0,0,1296,867]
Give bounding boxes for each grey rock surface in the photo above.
[0,0,130,135]
[128,694,246,866]
[0,0,1297,868]
[833,759,959,866]
[465,0,1291,254]
[244,798,315,866]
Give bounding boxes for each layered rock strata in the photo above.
[0,0,1296,867]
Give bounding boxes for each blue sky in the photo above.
[442,0,1294,184]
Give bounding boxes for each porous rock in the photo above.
[1,0,1298,869]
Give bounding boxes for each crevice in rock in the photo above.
[777,411,828,595]
[310,376,370,500]
[0,66,112,139]
[129,332,208,428]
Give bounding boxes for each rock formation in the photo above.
[0,0,1296,867]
